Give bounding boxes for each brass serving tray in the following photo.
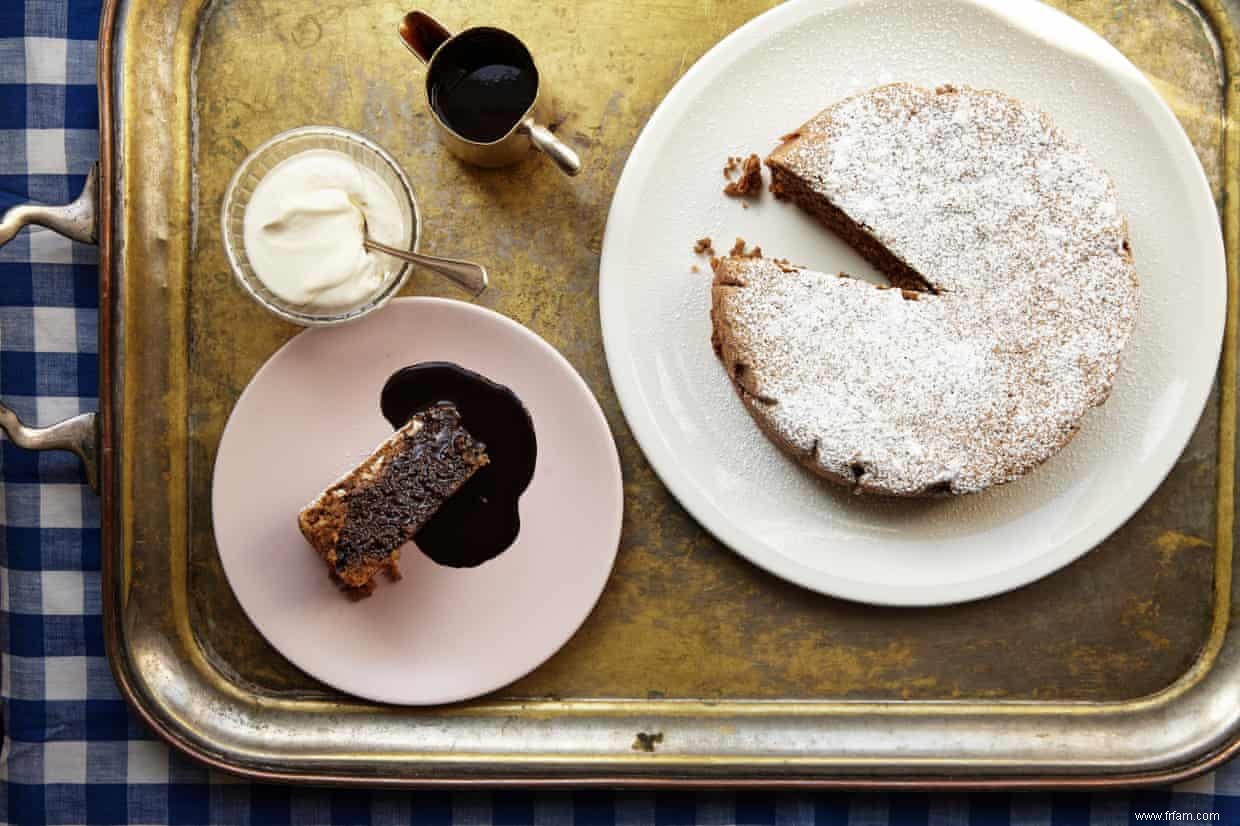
[35,0,1240,785]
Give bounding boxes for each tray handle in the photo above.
[0,164,101,492]
[0,163,98,246]
[0,404,98,493]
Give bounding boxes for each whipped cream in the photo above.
[243,148,406,311]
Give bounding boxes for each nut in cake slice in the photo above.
[298,402,488,597]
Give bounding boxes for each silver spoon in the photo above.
[356,208,488,296]
[363,234,488,297]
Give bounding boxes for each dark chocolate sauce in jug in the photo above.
[428,30,538,143]
[380,362,536,568]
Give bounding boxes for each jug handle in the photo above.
[522,118,583,177]
[399,11,452,64]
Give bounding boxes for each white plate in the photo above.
[599,0,1225,606]
[213,298,623,704]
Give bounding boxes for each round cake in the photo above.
[710,84,1139,496]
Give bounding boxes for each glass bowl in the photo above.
[221,126,421,326]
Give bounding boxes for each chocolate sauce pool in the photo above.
[427,30,538,143]
[380,362,536,567]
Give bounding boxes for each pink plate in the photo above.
[211,298,623,705]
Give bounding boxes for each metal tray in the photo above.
[2,0,1237,786]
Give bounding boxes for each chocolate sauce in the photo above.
[428,30,538,143]
[380,362,536,567]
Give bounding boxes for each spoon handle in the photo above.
[364,238,488,296]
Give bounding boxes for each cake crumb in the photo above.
[729,237,762,258]
[694,237,715,256]
[774,257,799,273]
[723,153,763,197]
[632,731,664,752]
[690,264,700,273]
[723,156,741,177]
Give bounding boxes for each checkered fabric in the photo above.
[3,1,1240,823]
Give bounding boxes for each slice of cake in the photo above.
[710,84,1138,496]
[298,402,488,597]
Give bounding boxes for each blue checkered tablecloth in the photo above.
[3,1,1240,823]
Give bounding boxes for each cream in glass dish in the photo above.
[242,148,406,313]
[222,126,420,327]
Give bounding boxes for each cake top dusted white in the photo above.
[712,84,1139,496]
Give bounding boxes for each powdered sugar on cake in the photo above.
[711,84,1138,496]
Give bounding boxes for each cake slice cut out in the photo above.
[711,84,1138,496]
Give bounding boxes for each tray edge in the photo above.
[99,0,1240,788]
